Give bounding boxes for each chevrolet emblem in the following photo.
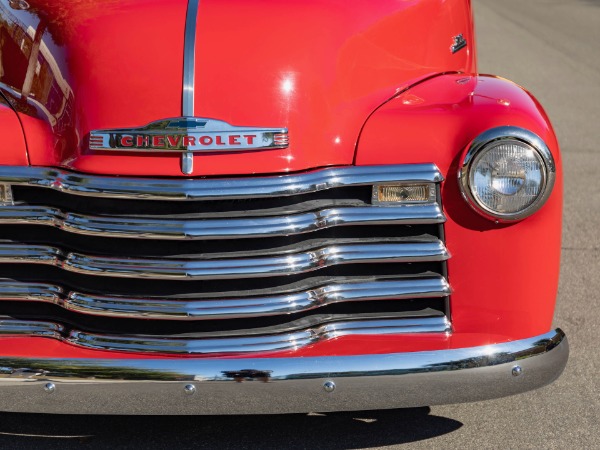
[89,117,289,174]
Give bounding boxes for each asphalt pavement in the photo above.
[0,0,598,448]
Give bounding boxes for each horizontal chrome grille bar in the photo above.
[0,204,445,240]
[0,164,443,201]
[0,241,450,280]
[0,316,451,354]
[0,319,64,338]
[0,277,450,320]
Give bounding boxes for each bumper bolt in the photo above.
[44,382,56,393]
[323,381,336,393]
[512,365,523,377]
[184,384,196,395]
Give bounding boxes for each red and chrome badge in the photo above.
[89,117,289,174]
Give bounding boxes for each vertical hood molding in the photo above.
[181,0,199,174]
[183,0,199,117]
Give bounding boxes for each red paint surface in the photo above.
[356,74,562,343]
[0,77,562,360]
[0,2,562,362]
[0,100,28,164]
[0,0,475,176]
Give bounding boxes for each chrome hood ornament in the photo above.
[89,117,289,174]
[451,34,467,54]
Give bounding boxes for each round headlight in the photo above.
[459,127,556,221]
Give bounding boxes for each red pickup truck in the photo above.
[0,0,567,414]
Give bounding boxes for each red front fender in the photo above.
[356,74,562,341]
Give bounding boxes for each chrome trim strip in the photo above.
[0,277,451,320]
[0,329,568,414]
[0,241,449,280]
[0,281,63,302]
[181,0,200,173]
[183,0,198,117]
[181,151,194,175]
[68,317,451,354]
[0,164,443,201]
[0,204,445,240]
[0,319,64,338]
[0,316,451,354]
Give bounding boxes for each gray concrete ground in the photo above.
[0,0,598,448]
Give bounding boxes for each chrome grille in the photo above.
[0,164,451,354]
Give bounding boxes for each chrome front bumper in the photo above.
[0,329,568,415]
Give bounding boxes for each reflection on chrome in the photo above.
[0,315,451,354]
[0,330,568,414]
[0,240,450,279]
[0,277,450,320]
[0,164,443,200]
[0,203,445,240]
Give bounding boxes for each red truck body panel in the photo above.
[0,75,562,359]
[0,0,567,414]
[1,0,475,176]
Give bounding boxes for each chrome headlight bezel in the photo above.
[458,127,556,222]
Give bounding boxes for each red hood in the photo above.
[0,0,475,176]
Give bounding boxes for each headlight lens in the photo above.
[459,127,556,221]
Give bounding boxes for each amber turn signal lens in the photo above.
[374,184,433,204]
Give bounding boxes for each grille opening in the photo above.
[0,165,450,349]
[12,185,372,216]
[0,225,441,257]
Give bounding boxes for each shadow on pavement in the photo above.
[0,407,462,449]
